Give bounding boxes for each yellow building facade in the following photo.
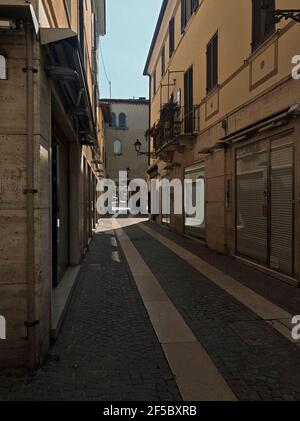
[144,0,300,285]
[0,0,106,367]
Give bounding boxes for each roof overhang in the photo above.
[40,28,97,145]
[0,1,39,35]
[143,0,168,76]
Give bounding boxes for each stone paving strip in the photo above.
[113,220,237,401]
[120,220,300,401]
[138,223,299,346]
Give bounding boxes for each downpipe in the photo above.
[24,24,39,370]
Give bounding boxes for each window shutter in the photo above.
[169,18,175,57]
[153,70,156,96]
[252,0,275,51]
[264,0,275,37]
[207,32,218,92]
[212,32,218,89]
[161,45,165,76]
[252,0,262,50]
[181,0,186,33]
[207,41,212,92]
[192,0,199,12]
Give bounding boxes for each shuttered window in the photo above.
[169,17,175,57]
[192,0,199,12]
[206,32,218,93]
[184,66,194,133]
[252,0,275,51]
[181,0,198,33]
[161,45,165,76]
[152,70,156,96]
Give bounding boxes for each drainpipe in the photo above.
[24,23,38,370]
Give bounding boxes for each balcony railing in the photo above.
[154,104,200,152]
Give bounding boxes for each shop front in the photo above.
[235,131,294,277]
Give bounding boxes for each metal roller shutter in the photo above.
[270,143,294,276]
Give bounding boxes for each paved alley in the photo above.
[1,218,300,401]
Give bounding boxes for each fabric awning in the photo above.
[40,28,97,145]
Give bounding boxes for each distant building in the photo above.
[100,98,149,202]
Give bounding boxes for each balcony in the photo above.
[153,104,200,158]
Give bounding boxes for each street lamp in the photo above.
[134,139,156,158]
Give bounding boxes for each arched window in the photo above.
[0,55,7,80]
[119,113,127,128]
[113,140,122,155]
[111,112,116,127]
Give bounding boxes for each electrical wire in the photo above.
[99,38,112,98]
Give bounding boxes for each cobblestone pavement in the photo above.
[0,227,181,401]
[146,222,300,316]
[123,222,300,401]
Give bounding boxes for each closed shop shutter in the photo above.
[270,142,294,276]
[236,141,268,264]
[236,136,294,278]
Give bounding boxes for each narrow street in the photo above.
[1,218,300,401]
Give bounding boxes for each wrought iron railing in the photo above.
[154,104,200,151]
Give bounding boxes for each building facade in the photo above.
[144,0,300,285]
[100,98,149,206]
[0,0,106,367]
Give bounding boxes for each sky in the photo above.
[99,0,162,100]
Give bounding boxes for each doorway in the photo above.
[52,124,70,287]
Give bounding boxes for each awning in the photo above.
[40,28,97,145]
[220,107,292,145]
[199,104,299,155]
[0,1,39,34]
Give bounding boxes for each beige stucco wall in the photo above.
[145,0,300,281]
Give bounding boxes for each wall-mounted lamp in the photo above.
[134,139,156,158]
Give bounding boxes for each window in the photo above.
[113,140,122,155]
[252,0,275,51]
[181,0,199,32]
[0,55,7,80]
[161,45,165,76]
[184,66,194,133]
[152,70,156,96]
[119,113,127,128]
[111,112,116,127]
[206,32,218,93]
[169,17,175,58]
[78,0,85,59]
